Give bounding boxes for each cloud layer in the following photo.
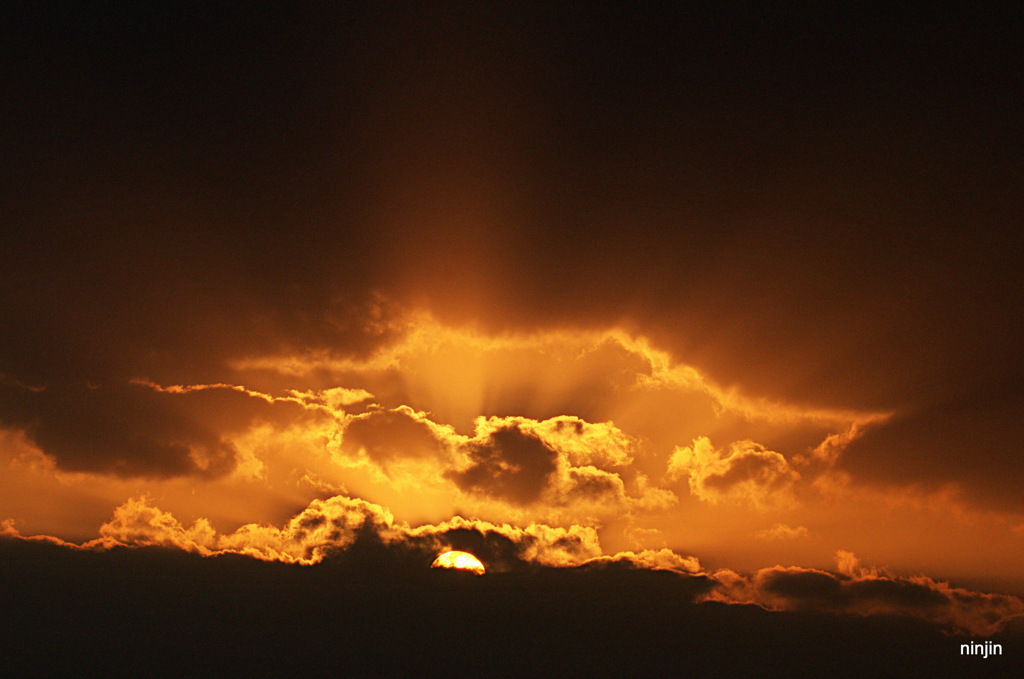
[5,493,1021,637]
[3,316,1023,595]
[706,551,1024,636]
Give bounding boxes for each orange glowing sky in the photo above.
[2,2,1023,644]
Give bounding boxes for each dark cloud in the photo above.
[845,578,949,611]
[3,535,1022,678]
[756,566,951,614]
[0,380,309,478]
[339,407,445,470]
[19,489,1024,637]
[446,425,558,505]
[562,467,622,503]
[759,568,844,609]
[715,561,1024,635]
[397,520,605,574]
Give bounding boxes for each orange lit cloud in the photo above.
[232,314,886,436]
[796,424,865,465]
[72,493,699,575]
[756,523,809,540]
[442,417,650,511]
[446,416,675,520]
[668,436,800,507]
[582,548,702,574]
[82,494,619,570]
[447,423,560,505]
[2,314,880,508]
[98,496,219,552]
[323,404,674,526]
[5,312,1023,602]
[95,494,394,563]
[217,314,886,525]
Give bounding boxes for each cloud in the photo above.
[38,491,692,576]
[58,493,620,571]
[401,516,605,571]
[705,551,1024,636]
[794,424,864,465]
[835,549,862,577]
[446,423,558,505]
[92,494,396,563]
[0,314,884,540]
[336,405,448,473]
[1,518,112,551]
[668,436,799,507]
[98,496,219,551]
[307,386,374,409]
[232,315,882,462]
[756,523,809,540]
[6,312,1020,600]
[582,548,702,574]
[324,406,674,524]
[441,416,675,520]
[0,379,316,479]
[10,497,1020,637]
[514,415,636,468]
[0,379,675,540]
[232,322,660,430]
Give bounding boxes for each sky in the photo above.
[3,3,1023,672]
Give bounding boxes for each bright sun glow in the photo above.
[431,550,486,575]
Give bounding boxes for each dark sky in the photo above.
[5,3,1022,497]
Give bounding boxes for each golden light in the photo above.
[431,550,486,575]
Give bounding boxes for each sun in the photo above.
[431,550,486,575]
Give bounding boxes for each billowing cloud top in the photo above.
[5,492,1021,637]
